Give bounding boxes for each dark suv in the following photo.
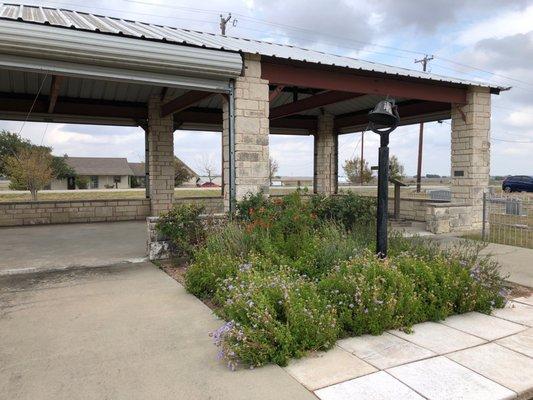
[502,175,533,192]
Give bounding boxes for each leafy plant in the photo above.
[75,175,89,189]
[156,203,206,258]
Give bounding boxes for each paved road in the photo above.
[0,262,314,400]
[0,221,147,274]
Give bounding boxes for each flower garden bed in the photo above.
[157,191,507,370]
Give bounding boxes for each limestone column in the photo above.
[450,86,491,227]
[147,95,175,216]
[314,112,338,195]
[222,54,270,211]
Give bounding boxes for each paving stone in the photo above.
[441,311,527,340]
[284,346,377,391]
[387,356,516,400]
[449,343,533,397]
[338,332,435,369]
[314,371,424,400]
[497,328,533,358]
[492,301,533,327]
[389,321,485,354]
[513,295,533,307]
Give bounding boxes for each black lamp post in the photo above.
[368,99,400,258]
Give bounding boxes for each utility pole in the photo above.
[219,13,233,35]
[360,132,364,185]
[414,54,433,192]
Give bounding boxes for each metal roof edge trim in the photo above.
[0,18,242,83]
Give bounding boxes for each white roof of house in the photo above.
[0,3,503,90]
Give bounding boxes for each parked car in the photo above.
[502,175,533,192]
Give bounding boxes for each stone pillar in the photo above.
[147,95,175,216]
[450,86,491,228]
[314,112,338,195]
[222,54,270,211]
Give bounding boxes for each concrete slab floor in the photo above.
[0,263,315,400]
[0,221,147,274]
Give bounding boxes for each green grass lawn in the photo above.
[0,188,221,202]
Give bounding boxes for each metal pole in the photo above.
[360,131,364,186]
[228,80,236,215]
[144,127,150,199]
[376,133,390,258]
[416,122,424,192]
[482,191,487,241]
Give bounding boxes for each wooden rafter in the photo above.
[47,75,64,114]
[269,85,285,102]
[270,91,363,120]
[160,90,213,117]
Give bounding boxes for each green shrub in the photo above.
[185,249,241,299]
[310,192,376,230]
[75,175,89,189]
[156,203,206,258]
[319,253,421,335]
[183,192,506,370]
[213,266,338,368]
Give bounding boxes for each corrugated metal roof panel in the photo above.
[0,3,501,89]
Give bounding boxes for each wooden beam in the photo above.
[160,90,213,117]
[261,62,467,104]
[47,75,64,114]
[270,91,363,120]
[173,107,318,132]
[269,85,285,102]
[334,101,450,130]
[0,93,147,119]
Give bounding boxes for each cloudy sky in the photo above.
[2,0,532,178]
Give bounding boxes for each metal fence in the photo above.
[482,192,532,248]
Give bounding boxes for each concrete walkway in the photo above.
[0,221,147,274]
[284,296,533,400]
[0,262,314,400]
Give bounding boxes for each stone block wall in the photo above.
[314,113,337,195]
[0,199,150,227]
[0,196,224,227]
[426,203,475,234]
[223,54,270,211]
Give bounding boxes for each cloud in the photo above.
[368,0,530,35]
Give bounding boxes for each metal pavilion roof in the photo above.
[0,3,501,90]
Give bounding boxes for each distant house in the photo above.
[50,157,134,190]
[48,157,199,190]
[128,160,199,188]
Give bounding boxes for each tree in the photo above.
[269,156,279,185]
[5,147,54,200]
[343,156,373,184]
[0,131,75,180]
[52,155,76,180]
[174,157,193,187]
[0,130,32,177]
[389,155,405,181]
[199,156,218,183]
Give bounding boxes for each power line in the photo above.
[492,137,533,143]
